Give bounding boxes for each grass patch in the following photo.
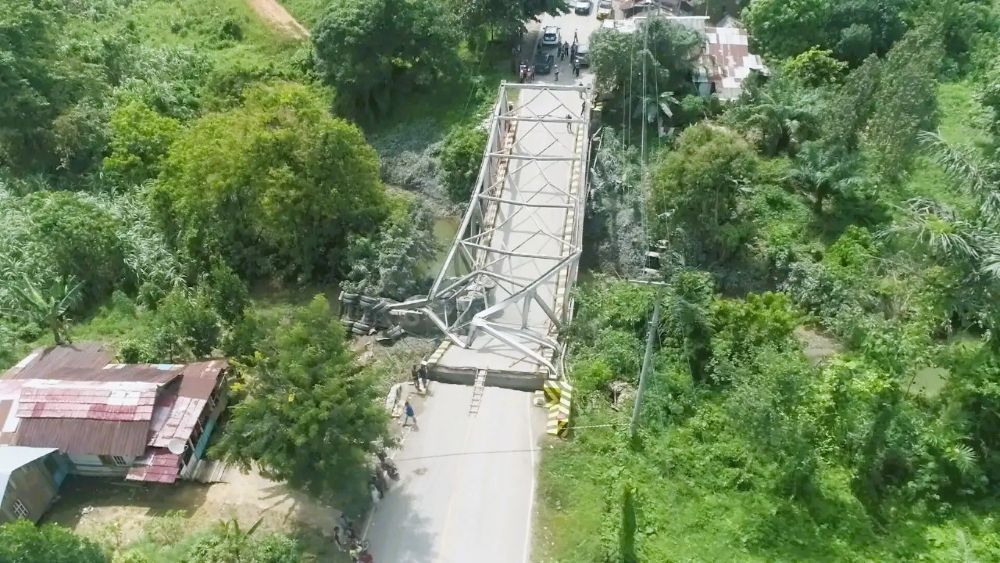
[901,80,989,211]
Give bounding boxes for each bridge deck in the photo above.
[430,85,589,388]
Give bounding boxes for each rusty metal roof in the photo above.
[4,343,112,379]
[125,449,181,484]
[16,381,160,422]
[178,361,227,400]
[1,345,227,463]
[16,418,151,456]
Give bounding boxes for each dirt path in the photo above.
[246,0,309,39]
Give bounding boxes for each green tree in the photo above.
[127,286,222,362]
[151,83,387,280]
[440,124,488,203]
[978,59,1000,136]
[15,191,125,302]
[650,124,759,263]
[589,20,703,113]
[862,26,942,183]
[313,0,459,117]
[214,296,393,513]
[450,0,568,41]
[0,520,106,563]
[0,1,85,172]
[665,271,714,383]
[724,76,825,156]
[184,519,300,563]
[791,141,863,214]
[342,200,438,300]
[782,48,848,86]
[743,0,910,63]
[104,100,182,186]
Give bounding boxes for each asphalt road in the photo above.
[365,383,547,563]
[537,5,606,88]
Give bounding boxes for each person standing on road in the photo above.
[554,66,560,81]
[403,400,418,429]
[562,41,569,59]
[573,30,578,43]
[565,114,573,134]
[418,361,429,392]
[572,60,580,77]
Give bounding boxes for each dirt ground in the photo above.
[245,0,309,39]
[794,326,842,364]
[44,467,343,560]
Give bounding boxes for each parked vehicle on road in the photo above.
[574,44,590,67]
[534,51,555,74]
[574,0,593,15]
[597,0,613,19]
[541,25,561,47]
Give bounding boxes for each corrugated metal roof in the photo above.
[178,361,227,400]
[16,381,160,422]
[150,397,207,448]
[0,446,59,503]
[15,418,151,456]
[1,345,227,465]
[125,449,181,484]
[4,343,112,379]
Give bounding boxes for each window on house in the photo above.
[12,500,28,519]
[112,456,129,467]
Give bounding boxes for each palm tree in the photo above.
[724,81,822,156]
[3,276,84,345]
[633,91,678,138]
[921,132,1000,222]
[918,132,1000,280]
[791,141,863,214]
[885,199,982,263]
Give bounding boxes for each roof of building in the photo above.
[0,345,227,472]
[703,21,765,100]
[125,450,182,484]
[4,343,112,379]
[0,446,58,500]
[16,418,152,457]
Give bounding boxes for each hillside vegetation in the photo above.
[539,0,1000,560]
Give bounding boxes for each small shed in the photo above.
[0,446,65,523]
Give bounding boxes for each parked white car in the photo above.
[541,25,561,47]
[597,0,613,19]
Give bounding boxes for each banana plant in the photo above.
[3,276,83,345]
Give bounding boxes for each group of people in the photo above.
[553,35,583,82]
[333,519,373,563]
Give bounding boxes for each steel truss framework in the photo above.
[414,83,592,376]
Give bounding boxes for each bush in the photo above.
[439,123,488,203]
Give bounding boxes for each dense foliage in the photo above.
[439,123,489,202]
[313,0,459,117]
[151,83,387,280]
[0,520,106,563]
[539,3,1000,561]
[213,296,393,514]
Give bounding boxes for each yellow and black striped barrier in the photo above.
[545,380,572,437]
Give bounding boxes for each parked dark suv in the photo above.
[533,51,554,74]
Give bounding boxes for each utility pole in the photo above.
[629,285,663,440]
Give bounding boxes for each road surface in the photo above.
[367,8,604,562]
[366,384,547,563]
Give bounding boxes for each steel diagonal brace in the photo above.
[472,320,556,374]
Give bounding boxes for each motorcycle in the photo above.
[376,451,400,481]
